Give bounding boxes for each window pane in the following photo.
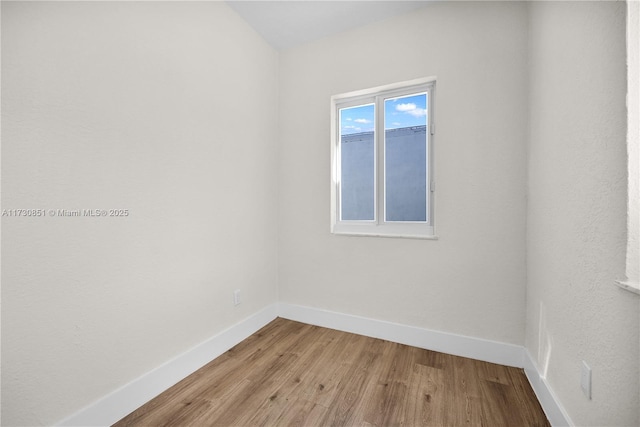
[340,104,375,221]
[384,93,428,222]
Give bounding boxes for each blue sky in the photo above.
[340,103,375,135]
[340,93,427,135]
[385,93,427,130]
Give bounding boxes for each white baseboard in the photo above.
[55,304,278,427]
[523,350,574,427]
[55,302,571,427]
[278,302,524,368]
[280,303,573,426]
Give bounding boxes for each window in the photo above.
[331,77,436,238]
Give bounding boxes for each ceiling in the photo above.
[225,1,431,50]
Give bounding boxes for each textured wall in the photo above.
[1,2,279,425]
[278,1,529,345]
[627,0,639,284]
[3,2,637,426]
[526,1,639,425]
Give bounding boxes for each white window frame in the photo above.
[331,77,437,239]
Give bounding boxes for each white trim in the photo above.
[331,78,436,239]
[332,76,438,101]
[55,304,278,427]
[614,280,640,295]
[523,350,574,427]
[280,303,572,426]
[332,230,439,240]
[55,303,571,427]
[278,302,523,368]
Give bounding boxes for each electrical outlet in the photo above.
[233,289,241,306]
[580,361,592,399]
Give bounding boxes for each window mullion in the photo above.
[427,86,434,226]
[375,95,385,225]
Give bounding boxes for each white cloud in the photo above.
[395,103,427,117]
[396,103,417,112]
[407,108,427,117]
[392,122,402,126]
[354,118,372,124]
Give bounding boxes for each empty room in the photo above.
[1,0,638,426]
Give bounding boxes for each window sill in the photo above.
[615,280,640,295]
[331,222,436,240]
[332,231,439,240]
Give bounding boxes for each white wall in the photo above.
[278,1,529,345]
[3,1,638,426]
[526,1,639,426]
[627,0,639,285]
[1,2,279,425]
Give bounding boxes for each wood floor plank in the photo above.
[445,356,484,426]
[113,318,550,427]
[207,352,301,426]
[242,327,338,426]
[272,396,328,427]
[319,340,384,426]
[477,360,513,385]
[479,378,526,426]
[302,333,370,408]
[404,363,446,426]
[507,367,553,426]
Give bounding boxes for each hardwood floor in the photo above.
[114,318,550,426]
